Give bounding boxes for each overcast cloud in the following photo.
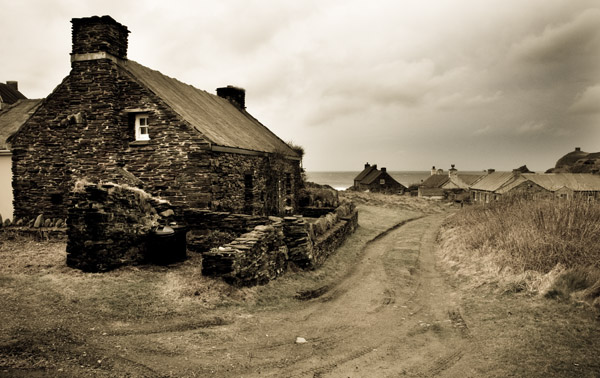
[1,0,599,172]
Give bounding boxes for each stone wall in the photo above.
[183,208,268,253]
[202,222,288,286]
[202,200,358,285]
[66,182,174,272]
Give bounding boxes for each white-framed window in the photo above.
[380,179,385,185]
[135,114,150,141]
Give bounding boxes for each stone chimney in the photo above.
[487,169,495,174]
[217,85,246,110]
[71,16,130,63]
[449,164,457,176]
[364,162,370,169]
[372,164,377,170]
[575,147,581,152]
[6,81,18,91]
[431,166,436,176]
[381,167,386,173]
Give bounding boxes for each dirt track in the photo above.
[89,214,474,377]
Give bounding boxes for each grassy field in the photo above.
[440,196,600,310]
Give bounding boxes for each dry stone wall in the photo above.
[202,200,358,285]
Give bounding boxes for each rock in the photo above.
[33,214,44,228]
[55,219,64,228]
[4,218,12,227]
[43,218,53,227]
[15,218,24,226]
[295,337,307,344]
[159,209,174,218]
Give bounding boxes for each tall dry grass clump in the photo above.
[447,196,600,273]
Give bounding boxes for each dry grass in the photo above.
[440,196,600,310]
[341,191,450,214]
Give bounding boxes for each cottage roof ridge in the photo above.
[469,171,516,192]
[118,59,298,157]
[353,165,377,182]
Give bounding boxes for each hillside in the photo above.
[547,147,600,174]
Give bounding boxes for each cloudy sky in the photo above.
[2,0,599,172]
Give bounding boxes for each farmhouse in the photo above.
[419,165,484,200]
[9,16,301,221]
[0,97,42,222]
[470,171,600,203]
[352,163,405,193]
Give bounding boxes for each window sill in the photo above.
[129,140,151,146]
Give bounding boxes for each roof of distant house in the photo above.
[523,173,600,192]
[0,83,26,105]
[470,172,517,192]
[420,174,450,188]
[0,99,42,149]
[354,164,378,182]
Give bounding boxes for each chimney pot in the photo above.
[365,162,370,169]
[6,81,18,91]
[216,85,246,110]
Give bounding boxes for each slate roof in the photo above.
[354,165,378,182]
[420,174,450,188]
[0,83,26,105]
[457,174,486,186]
[0,99,42,149]
[523,173,600,192]
[469,172,517,192]
[119,60,297,157]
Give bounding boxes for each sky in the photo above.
[1,0,599,172]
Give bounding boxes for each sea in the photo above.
[305,171,432,191]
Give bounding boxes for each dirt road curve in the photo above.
[109,213,469,377]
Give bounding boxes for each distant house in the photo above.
[0,81,26,110]
[353,163,405,193]
[470,171,519,203]
[9,16,301,221]
[470,171,600,203]
[419,165,484,200]
[0,98,42,221]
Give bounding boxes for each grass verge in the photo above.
[439,196,600,310]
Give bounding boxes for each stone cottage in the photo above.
[352,163,405,193]
[9,16,301,221]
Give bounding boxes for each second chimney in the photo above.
[6,81,18,91]
[217,85,246,110]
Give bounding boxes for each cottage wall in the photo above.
[0,152,12,220]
